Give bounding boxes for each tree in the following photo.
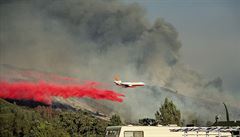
[109,114,122,126]
[139,118,157,126]
[0,99,108,137]
[206,121,213,126]
[155,98,181,125]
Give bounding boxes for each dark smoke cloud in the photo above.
[0,0,239,123]
[205,77,223,92]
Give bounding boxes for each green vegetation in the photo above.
[1,97,218,137]
[155,98,181,126]
[0,99,108,137]
[138,118,157,126]
[109,114,122,126]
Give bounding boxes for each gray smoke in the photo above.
[0,0,239,124]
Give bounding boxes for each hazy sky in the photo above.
[0,0,239,120]
[124,0,240,94]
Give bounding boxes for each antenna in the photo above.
[223,102,230,121]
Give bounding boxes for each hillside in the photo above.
[1,64,239,124]
[0,98,109,137]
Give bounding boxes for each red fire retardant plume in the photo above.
[0,81,124,104]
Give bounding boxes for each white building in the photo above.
[105,125,239,137]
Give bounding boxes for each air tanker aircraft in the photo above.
[114,75,145,88]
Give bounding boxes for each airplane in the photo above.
[114,75,145,88]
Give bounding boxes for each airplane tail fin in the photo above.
[114,74,121,81]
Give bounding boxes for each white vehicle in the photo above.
[105,125,234,137]
[114,75,145,88]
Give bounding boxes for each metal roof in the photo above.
[170,127,240,132]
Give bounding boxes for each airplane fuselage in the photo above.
[114,80,145,88]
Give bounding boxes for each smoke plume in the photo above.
[0,0,239,123]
